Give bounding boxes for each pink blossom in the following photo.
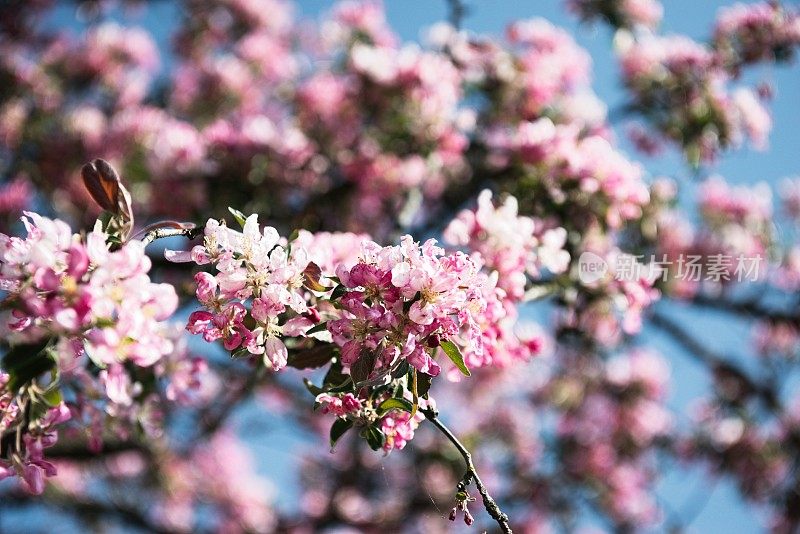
[315,393,363,416]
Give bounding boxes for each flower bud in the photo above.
[304,307,322,323]
[427,333,441,348]
[464,509,474,526]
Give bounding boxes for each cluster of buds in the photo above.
[448,482,477,526]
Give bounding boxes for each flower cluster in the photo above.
[714,1,800,72]
[698,175,773,243]
[681,400,789,506]
[484,118,650,230]
[617,33,772,161]
[0,212,196,494]
[328,236,491,378]
[87,323,210,434]
[779,176,800,222]
[155,431,278,532]
[0,375,71,494]
[291,5,469,231]
[752,320,800,361]
[0,176,31,232]
[503,19,593,120]
[174,212,529,456]
[3,1,800,531]
[444,190,570,301]
[564,244,661,345]
[549,349,672,526]
[652,176,772,297]
[315,388,430,454]
[170,214,314,369]
[41,22,160,108]
[0,213,178,364]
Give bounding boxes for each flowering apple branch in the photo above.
[4,0,800,530]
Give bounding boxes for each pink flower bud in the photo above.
[464,509,474,526]
[22,464,44,495]
[427,334,441,347]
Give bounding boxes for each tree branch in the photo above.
[688,293,800,327]
[649,311,782,412]
[46,440,151,461]
[191,365,265,446]
[0,492,173,534]
[140,224,204,245]
[421,407,513,533]
[445,0,468,29]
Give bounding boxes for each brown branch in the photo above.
[651,310,800,529]
[688,293,800,327]
[46,440,151,461]
[421,407,513,533]
[0,492,174,534]
[192,366,265,445]
[140,224,204,246]
[649,311,782,413]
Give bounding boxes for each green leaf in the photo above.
[330,284,348,301]
[322,359,350,390]
[228,207,248,228]
[377,397,414,415]
[230,348,251,359]
[351,350,377,385]
[42,386,63,407]
[306,321,328,335]
[440,340,471,377]
[323,360,351,392]
[98,210,114,230]
[361,426,386,451]
[303,378,324,397]
[391,360,410,379]
[2,340,54,391]
[287,345,334,370]
[416,372,433,397]
[329,418,354,448]
[28,398,49,421]
[327,380,354,394]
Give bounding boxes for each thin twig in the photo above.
[140,224,204,245]
[445,0,468,29]
[421,407,513,533]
